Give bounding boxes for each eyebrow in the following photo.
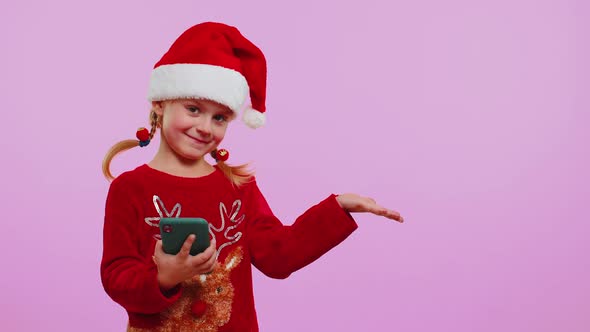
[188,100,234,116]
[220,109,234,116]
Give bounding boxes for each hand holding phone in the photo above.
[154,218,217,290]
[159,217,210,256]
[153,234,217,290]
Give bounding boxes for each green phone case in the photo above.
[159,218,210,256]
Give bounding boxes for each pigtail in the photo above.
[216,161,254,187]
[102,109,160,181]
[211,149,254,187]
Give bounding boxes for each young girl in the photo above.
[101,21,403,332]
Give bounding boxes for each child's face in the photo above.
[155,98,234,161]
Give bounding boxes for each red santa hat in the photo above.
[147,22,267,128]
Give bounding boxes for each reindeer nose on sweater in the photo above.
[191,300,207,317]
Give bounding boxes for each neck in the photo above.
[148,137,215,178]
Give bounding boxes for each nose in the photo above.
[195,117,212,137]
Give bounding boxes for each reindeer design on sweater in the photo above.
[130,195,245,332]
[151,246,244,332]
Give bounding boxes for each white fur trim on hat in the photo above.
[242,107,266,128]
[147,64,249,113]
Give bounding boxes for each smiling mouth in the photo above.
[186,134,211,145]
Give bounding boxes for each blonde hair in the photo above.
[102,107,254,187]
[214,157,254,187]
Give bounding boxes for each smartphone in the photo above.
[159,217,210,256]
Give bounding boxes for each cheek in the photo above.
[160,120,174,139]
[212,125,228,143]
[163,114,190,133]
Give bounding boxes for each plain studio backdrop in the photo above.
[1,0,588,331]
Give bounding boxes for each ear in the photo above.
[224,247,244,272]
[152,101,164,117]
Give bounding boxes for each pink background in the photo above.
[1,0,588,331]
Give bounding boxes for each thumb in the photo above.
[154,239,162,253]
[152,240,162,265]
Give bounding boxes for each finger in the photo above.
[190,239,216,267]
[202,248,218,272]
[152,240,163,265]
[368,203,404,222]
[368,205,388,217]
[382,208,403,222]
[204,261,218,275]
[203,239,218,273]
[202,238,218,270]
[362,199,384,214]
[207,237,217,254]
[154,239,162,251]
[178,234,196,259]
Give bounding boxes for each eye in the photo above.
[186,106,200,113]
[216,286,223,294]
[213,114,228,123]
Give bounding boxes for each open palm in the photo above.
[336,193,404,223]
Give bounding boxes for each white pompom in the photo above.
[242,107,266,129]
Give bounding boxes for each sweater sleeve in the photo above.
[246,180,358,279]
[100,177,182,314]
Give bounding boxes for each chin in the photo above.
[181,151,207,161]
[179,148,213,161]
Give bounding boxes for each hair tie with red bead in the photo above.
[210,148,229,162]
[136,127,151,147]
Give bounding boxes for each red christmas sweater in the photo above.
[101,164,358,331]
